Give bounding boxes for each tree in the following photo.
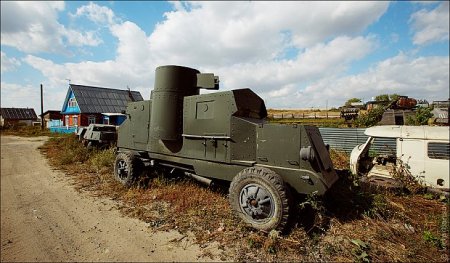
[406,106,433,125]
[344,98,362,107]
[354,106,385,127]
[389,93,401,101]
[375,94,389,102]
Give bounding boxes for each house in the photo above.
[56,84,143,133]
[0,108,38,127]
[41,110,63,128]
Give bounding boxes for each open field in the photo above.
[266,109,353,127]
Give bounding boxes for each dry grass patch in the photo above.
[39,135,449,262]
[1,125,52,137]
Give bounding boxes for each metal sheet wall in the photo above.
[319,128,396,154]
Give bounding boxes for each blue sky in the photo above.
[1,1,449,112]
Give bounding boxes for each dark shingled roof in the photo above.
[66,84,144,113]
[0,108,38,120]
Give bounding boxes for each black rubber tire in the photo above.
[229,167,291,232]
[114,152,142,187]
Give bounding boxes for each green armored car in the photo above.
[115,65,338,231]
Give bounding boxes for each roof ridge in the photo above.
[70,84,141,92]
[1,107,36,110]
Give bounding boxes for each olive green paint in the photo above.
[117,65,338,195]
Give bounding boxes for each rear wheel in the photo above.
[114,152,142,187]
[229,167,291,232]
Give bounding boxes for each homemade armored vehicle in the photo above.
[115,65,338,231]
[77,124,117,148]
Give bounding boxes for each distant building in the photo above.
[0,108,38,127]
[365,100,388,111]
[41,110,63,128]
[52,84,143,133]
[350,102,365,109]
[432,99,450,109]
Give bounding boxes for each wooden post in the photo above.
[40,84,44,130]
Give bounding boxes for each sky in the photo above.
[1,1,449,113]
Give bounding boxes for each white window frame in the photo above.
[88,115,96,124]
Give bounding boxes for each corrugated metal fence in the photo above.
[319,128,396,155]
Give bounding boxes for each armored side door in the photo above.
[129,101,151,145]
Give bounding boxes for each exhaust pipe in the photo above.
[185,172,212,186]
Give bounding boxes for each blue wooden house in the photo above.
[56,84,143,132]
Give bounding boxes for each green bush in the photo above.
[354,107,385,127]
[406,106,433,125]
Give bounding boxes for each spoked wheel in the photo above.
[114,152,142,187]
[229,167,291,232]
[239,183,275,221]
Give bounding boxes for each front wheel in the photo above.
[114,152,142,187]
[229,167,291,232]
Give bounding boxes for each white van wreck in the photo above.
[350,125,449,192]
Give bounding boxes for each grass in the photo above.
[39,135,449,262]
[1,125,53,137]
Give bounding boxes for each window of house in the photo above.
[88,115,96,124]
[428,142,450,160]
[65,115,69,126]
[73,115,78,126]
[68,98,77,107]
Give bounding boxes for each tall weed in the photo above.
[89,148,115,172]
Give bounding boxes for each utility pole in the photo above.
[40,84,44,130]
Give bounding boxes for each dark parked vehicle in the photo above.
[114,65,338,231]
[78,124,117,148]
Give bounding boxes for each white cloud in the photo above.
[14,1,447,112]
[0,1,102,54]
[20,19,156,90]
[214,36,376,94]
[0,81,69,112]
[293,53,449,108]
[0,82,41,111]
[1,52,21,73]
[410,1,449,45]
[148,1,389,66]
[23,51,154,102]
[18,1,387,110]
[71,1,116,25]
[63,29,103,47]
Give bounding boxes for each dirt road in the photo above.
[1,136,222,262]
